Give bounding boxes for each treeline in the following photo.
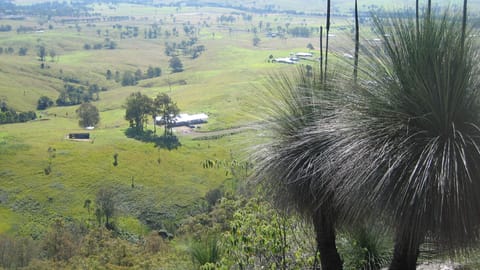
[83,39,117,50]
[288,26,317,38]
[0,25,12,32]
[56,83,103,106]
[3,1,92,17]
[0,46,29,55]
[16,25,37,33]
[0,101,36,124]
[106,66,162,86]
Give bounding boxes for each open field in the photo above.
[0,2,343,237]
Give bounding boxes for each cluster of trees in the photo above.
[55,83,100,106]
[241,13,253,21]
[4,0,91,17]
[83,43,104,50]
[217,14,236,24]
[287,26,313,37]
[16,25,36,34]
[0,25,12,32]
[182,23,196,36]
[0,47,15,54]
[0,46,28,56]
[164,38,205,59]
[37,96,54,110]
[36,45,57,68]
[0,101,36,124]
[144,25,161,39]
[115,66,162,86]
[83,39,117,50]
[125,92,179,136]
[118,25,139,39]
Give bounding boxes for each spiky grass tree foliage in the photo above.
[318,12,480,270]
[254,67,344,270]
[338,226,392,270]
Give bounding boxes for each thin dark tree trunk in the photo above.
[312,209,343,270]
[462,0,467,46]
[164,112,168,137]
[153,117,157,135]
[415,0,419,34]
[325,0,331,81]
[320,26,323,83]
[427,0,432,19]
[353,0,359,83]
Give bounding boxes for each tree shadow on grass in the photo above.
[125,128,181,150]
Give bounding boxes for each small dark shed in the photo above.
[69,133,90,139]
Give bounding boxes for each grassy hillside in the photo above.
[0,4,331,237]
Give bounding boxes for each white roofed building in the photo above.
[155,113,209,127]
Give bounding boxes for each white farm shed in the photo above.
[155,113,209,127]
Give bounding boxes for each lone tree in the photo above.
[37,45,46,62]
[95,187,116,229]
[37,96,54,110]
[124,92,152,133]
[253,36,260,46]
[153,93,180,136]
[169,56,184,73]
[76,102,100,128]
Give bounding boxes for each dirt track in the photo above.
[174,124,258,140]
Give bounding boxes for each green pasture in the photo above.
[0,4,357,237]
[0,115,251,235]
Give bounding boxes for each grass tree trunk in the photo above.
[312,209,343,270]
[389,229,423,270]
[389,242,420,270]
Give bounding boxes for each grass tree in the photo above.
[321,10,480,270]
[254,67,344,270]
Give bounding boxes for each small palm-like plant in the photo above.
[338,226,392,270]
[189,235,221,268]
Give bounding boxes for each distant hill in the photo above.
[10,0,480,13]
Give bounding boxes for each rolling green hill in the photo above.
[0,3,328,237]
